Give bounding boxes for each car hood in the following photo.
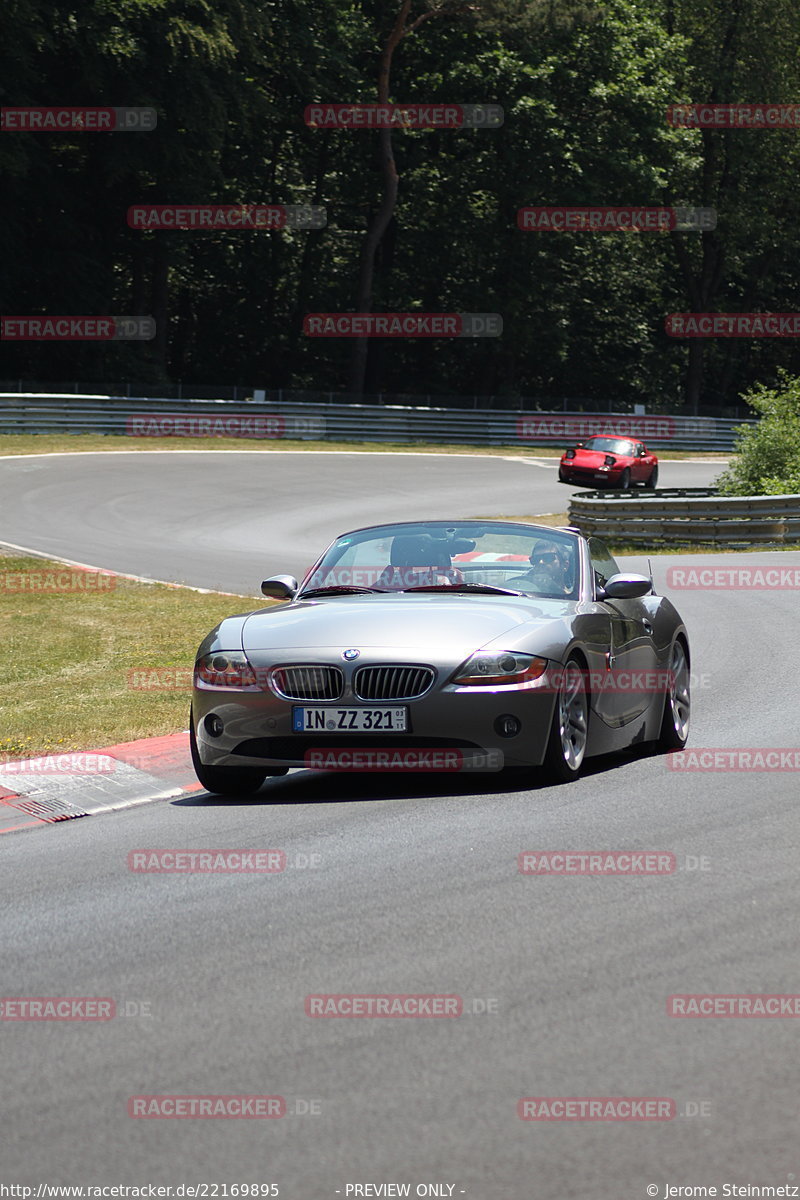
[573,449,625,464]
[240,594,577,657]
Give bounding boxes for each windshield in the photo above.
[301,522,581,600]
[580,437,638,455]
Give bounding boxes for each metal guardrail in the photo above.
[0,394,749,451]
[0,380,756,418]
[568,488,800,545]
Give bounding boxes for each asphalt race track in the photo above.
[3,450,800,1198]
[0,449,722,592]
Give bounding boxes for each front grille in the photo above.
[353,664,435,701]
[271,665,343,701]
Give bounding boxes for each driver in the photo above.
[517,539,573,596]
[376,534,463,590]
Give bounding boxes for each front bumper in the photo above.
[560,467,620,486]
[191,685,559,771]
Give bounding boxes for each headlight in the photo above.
[194,651,260,690]
[604,455,616,466]
[452,651,549,687]
[565,449,576,460]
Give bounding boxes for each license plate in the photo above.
[293,706,408,733]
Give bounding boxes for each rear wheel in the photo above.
[189,712,275,795]
[656,639,690,751]
[618,468,631,489]
[541,657,589,783]
[645,465,659,489]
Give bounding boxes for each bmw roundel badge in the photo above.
[342,648,360,660]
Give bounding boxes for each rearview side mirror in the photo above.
[261,575,298,600]
[598,573,652,600]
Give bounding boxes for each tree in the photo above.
[716,370,800,495]
[347,0,479,396]
[659,0,800,410]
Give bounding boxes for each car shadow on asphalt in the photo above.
[173,745,653,807]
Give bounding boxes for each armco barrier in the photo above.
[568,488,800,546]
[0,394,748,451]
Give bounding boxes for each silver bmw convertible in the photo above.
[189,520,690,793]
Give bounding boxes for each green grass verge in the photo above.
[0,553,267,760]
[0,432,730,460]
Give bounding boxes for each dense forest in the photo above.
[2,0,800,411]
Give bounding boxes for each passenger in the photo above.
[516,540,574,596]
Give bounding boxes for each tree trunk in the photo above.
[150,237,169,377]
[347,1,412,397]
[348,125,400,396]
[684,338,704,414]
[346,1,473,395]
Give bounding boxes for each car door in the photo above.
[589,537,659,725]
[638,442,658,482]
[630,442,647,482]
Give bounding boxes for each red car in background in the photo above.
[558,436,659,489]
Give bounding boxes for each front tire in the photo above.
[541,657,589,783]
[656,639,690,751]
[645,465,659,489]
[618,468,631,489]
[190,713,271,795]
[558,468,570,483]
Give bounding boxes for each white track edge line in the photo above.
[0,538,255,596]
